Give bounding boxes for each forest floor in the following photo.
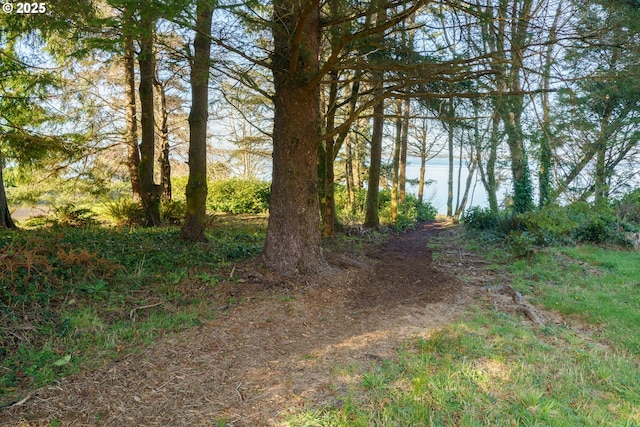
[1,222,505,426]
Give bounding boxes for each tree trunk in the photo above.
[538,1,562,208]
[390,99,402,222]
[486,112,500,212]
[364,95,384,229]
[399,98,409,203]
[123,23,141,203]
[345,133,355,210]
[446,99,454,217]
[454,150,478,217]
[155,80,172,202]
[137,11,161,226]
[181,0,213,242]
[594,107,613,207]
[321,70,338,237]
[0,149,17,229]
[502,97,533,213]
[264,0,327,274]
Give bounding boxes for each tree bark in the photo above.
[123,17,141,203]
[155,79,172,202]
[390,99,402,222]
[0,149,17,229]
[364,95,384,229]
[181,0,213,242]
[264,0,327,274]
[321,70,338,237]
[446,99,454,217]
[137,11,161,226]
[399,98,409,203]
[538,1,562,208]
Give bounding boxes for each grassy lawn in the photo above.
[287,233,640,426]
[0,217,266,406]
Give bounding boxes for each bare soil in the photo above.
[1,222,500,427]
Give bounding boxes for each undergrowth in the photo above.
[0,218,266,406]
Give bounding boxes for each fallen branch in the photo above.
[1,392,34,409]
[129,302,163,320]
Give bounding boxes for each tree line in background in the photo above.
[0,0,639,273]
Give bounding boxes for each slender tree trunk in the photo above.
[417,118,428,204]
[399,98,409,203]
[354,130,362,191]
[264,0,327,274]
[181,0,213,242]
[345,133,355,210]
[455,131,464,212]
[390,99,402,222]
[418,153,426,204]
[321,70,338,236]
[155,80,172,202]
[538,1,562,208]
[454,150,477,217]
[0,149,17,229]
[123,26,141,203]
[486,112,499,212]
[446,99,454,217]
[137,11,161,226]
[364,95,384,229]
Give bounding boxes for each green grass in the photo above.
[0,219,266,405]
[286,234,640,427]
[510,245,640,355]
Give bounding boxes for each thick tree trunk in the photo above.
[123,28,141,203]
[181,0,213,242]
[502,100,533,213]
[364,96,384,229]
[0,149,17,229]
[264,0,327,274]
[137,12,161,226]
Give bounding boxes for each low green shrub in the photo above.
[506,230,536,258]
[103,199,145,226]
[207,179,270,214]
[572,210,618,243]
[161,200,186,225]
[465,201,630,247]
[461,207,500,231]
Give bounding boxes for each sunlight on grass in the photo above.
[286,238,640,427]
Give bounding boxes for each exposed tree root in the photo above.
[486,284,545,326]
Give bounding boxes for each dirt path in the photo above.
[2,222,486,426]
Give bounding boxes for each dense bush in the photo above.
[207,179,270,214]
[614,188,640,225]
[464,200,634,248]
